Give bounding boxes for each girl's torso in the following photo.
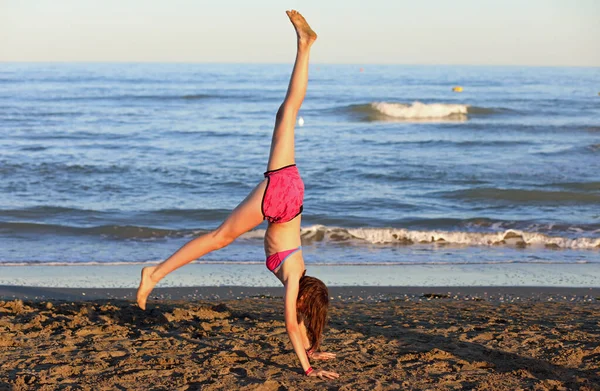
[264,217,304,283]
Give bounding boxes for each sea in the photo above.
[1,63,599,275]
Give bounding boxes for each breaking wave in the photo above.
[252,225,600,250]
[344,102,502,121]
[1,221,598,250]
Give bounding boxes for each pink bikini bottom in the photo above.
[266,246,302,273]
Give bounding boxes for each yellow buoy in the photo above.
[452,86,463,92]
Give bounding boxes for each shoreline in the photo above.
[1,263,600,289]
[1,285,598,303]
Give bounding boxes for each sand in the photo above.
[1,286,599,391]
[3,263,600,289]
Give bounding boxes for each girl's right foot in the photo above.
[286,10,317,47]
[136,266,158,310]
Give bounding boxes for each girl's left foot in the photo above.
[136,266,158,310]
[286,10,317,47]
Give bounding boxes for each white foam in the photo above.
[300,225,600,250]
[370,101,468,119]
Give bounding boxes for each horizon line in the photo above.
[1,61,599,69]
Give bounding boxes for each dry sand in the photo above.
[1,286,599,391]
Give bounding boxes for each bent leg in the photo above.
[267,10,317,171]
[136,179,267,309]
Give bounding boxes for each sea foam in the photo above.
[295,225,600,250]
[370,101,469,119]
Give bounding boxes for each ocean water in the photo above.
[1,63,599,269]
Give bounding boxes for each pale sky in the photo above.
[1,0,599,66]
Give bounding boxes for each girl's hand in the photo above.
[310,351,336,360]
[309,368,339,380]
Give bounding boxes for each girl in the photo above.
[136,10,339,380]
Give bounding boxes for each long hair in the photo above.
[297,273,329,351]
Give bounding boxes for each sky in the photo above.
[1,0,599,66]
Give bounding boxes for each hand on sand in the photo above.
[309,368,340,380]
[310,351,336,360]
[136,266,158,310]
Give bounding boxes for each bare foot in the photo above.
[286,10,317,46]
[136,266,159,310]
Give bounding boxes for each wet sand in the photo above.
[1,286,599,390]
[3,263,600,289]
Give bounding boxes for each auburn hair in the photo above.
[296,273,329,351]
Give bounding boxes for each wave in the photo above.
[543,182,600,192]
[299,226,600,250]
[245,225,600,250]
[0,162,131,176]
[465,106,502,115]
[4,111,82,118]
[535,143,600,157]
[0,206,230,224]
[344,102,502,122]
[20,146,48,152]
[357,138,533,149]
[0,222,208,240]
[443,188,600,205]
[0,221,598,249]
[0,206,98,219]
[1,211,599,245]
[0,162,232,182]
[34,93,249,102]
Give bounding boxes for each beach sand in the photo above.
[1,286,599,390]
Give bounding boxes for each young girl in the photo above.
[136,10,339,380]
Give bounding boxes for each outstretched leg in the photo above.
[136,180,267,309]
[136,10,317,310]
[267,10,317,171]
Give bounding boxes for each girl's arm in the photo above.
[284,280,339,379]
[299,318,336,360]
[298,317,311,350]
[283,279,311,372]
